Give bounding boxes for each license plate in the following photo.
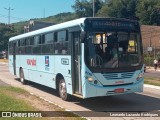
[114,88,124,93]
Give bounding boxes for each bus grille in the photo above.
[102,72,134,80]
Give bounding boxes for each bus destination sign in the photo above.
[91,20,136,30]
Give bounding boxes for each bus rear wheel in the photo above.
[59,79,70,101]
[20,69,26,85]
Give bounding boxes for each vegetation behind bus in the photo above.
[1,0,159,53]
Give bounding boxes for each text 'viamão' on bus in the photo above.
[8,17,144,100]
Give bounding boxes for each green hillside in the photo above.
[12,12,76,35]
[0,12,76,52]
[0,0,159,52]
[39,12,77,23]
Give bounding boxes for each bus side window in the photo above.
[30,37,34,45]
[25,38,32,54]
[19,39,25,54]
[20,39,24,46]
[17,40,20,47]
[45,33,54,44]
[54,30,68,54]
[32,35,42,54]
[41,34,45,44]
[41,33,54,54]
[9,42,13,55]
[54,32,57,42]
[34,35,41,45]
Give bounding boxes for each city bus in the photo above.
[8,17,144,100]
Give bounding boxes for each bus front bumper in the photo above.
[84,79,143,98]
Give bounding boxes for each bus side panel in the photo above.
[15,55,21,78]
[33,55,56,88]
[18,55,37,81]
[31,70,55,88]
[9,55,21,77]
[54,55,72,94]
[8,55,14,75]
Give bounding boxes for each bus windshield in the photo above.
[85,31,142,69]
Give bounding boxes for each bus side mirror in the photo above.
[80,32,86,43]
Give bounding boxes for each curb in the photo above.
[144,84,160,90]
[0,62,8,65]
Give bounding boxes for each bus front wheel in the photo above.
[20,69,26,85]
[59,79,69,101]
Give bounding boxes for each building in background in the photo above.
[24,20,54,33]
[141,25,160,56]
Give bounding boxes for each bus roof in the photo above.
[9,18,86,41]
[9,17,138,42]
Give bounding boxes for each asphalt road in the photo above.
[144,67,160,78]
[0,63,160,120]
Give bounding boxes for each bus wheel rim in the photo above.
[20,70,24,83]
[60,81,66,98]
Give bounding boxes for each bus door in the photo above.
[13,42,16,75]
[71,32,82,95]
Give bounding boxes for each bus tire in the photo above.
[19,68,26,85]
[59,79,70,101]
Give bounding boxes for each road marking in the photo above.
[144,84,160,90]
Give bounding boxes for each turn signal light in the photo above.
[88,77,94,82]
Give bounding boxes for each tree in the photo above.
[72,0,92,17]
[96,3,109,17]
[94,0,103,15]
[150,8,160,25]
[97,0,138,19]
[72,0,103,17]
[0,24,17,52]
[136,0,160,25]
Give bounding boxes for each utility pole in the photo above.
[4,7,14,24]
[93,0,95,17]
[43,8,45,18]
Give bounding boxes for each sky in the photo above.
[0,0,75,24]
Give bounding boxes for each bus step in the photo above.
[72,94,83,99]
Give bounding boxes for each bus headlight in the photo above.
[136,73,143,81]
[88,77,94,82]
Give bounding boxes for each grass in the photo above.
[144,77,160,86]
[0,87,45,120]
[0,86,86,120]
[0,87,30,111]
